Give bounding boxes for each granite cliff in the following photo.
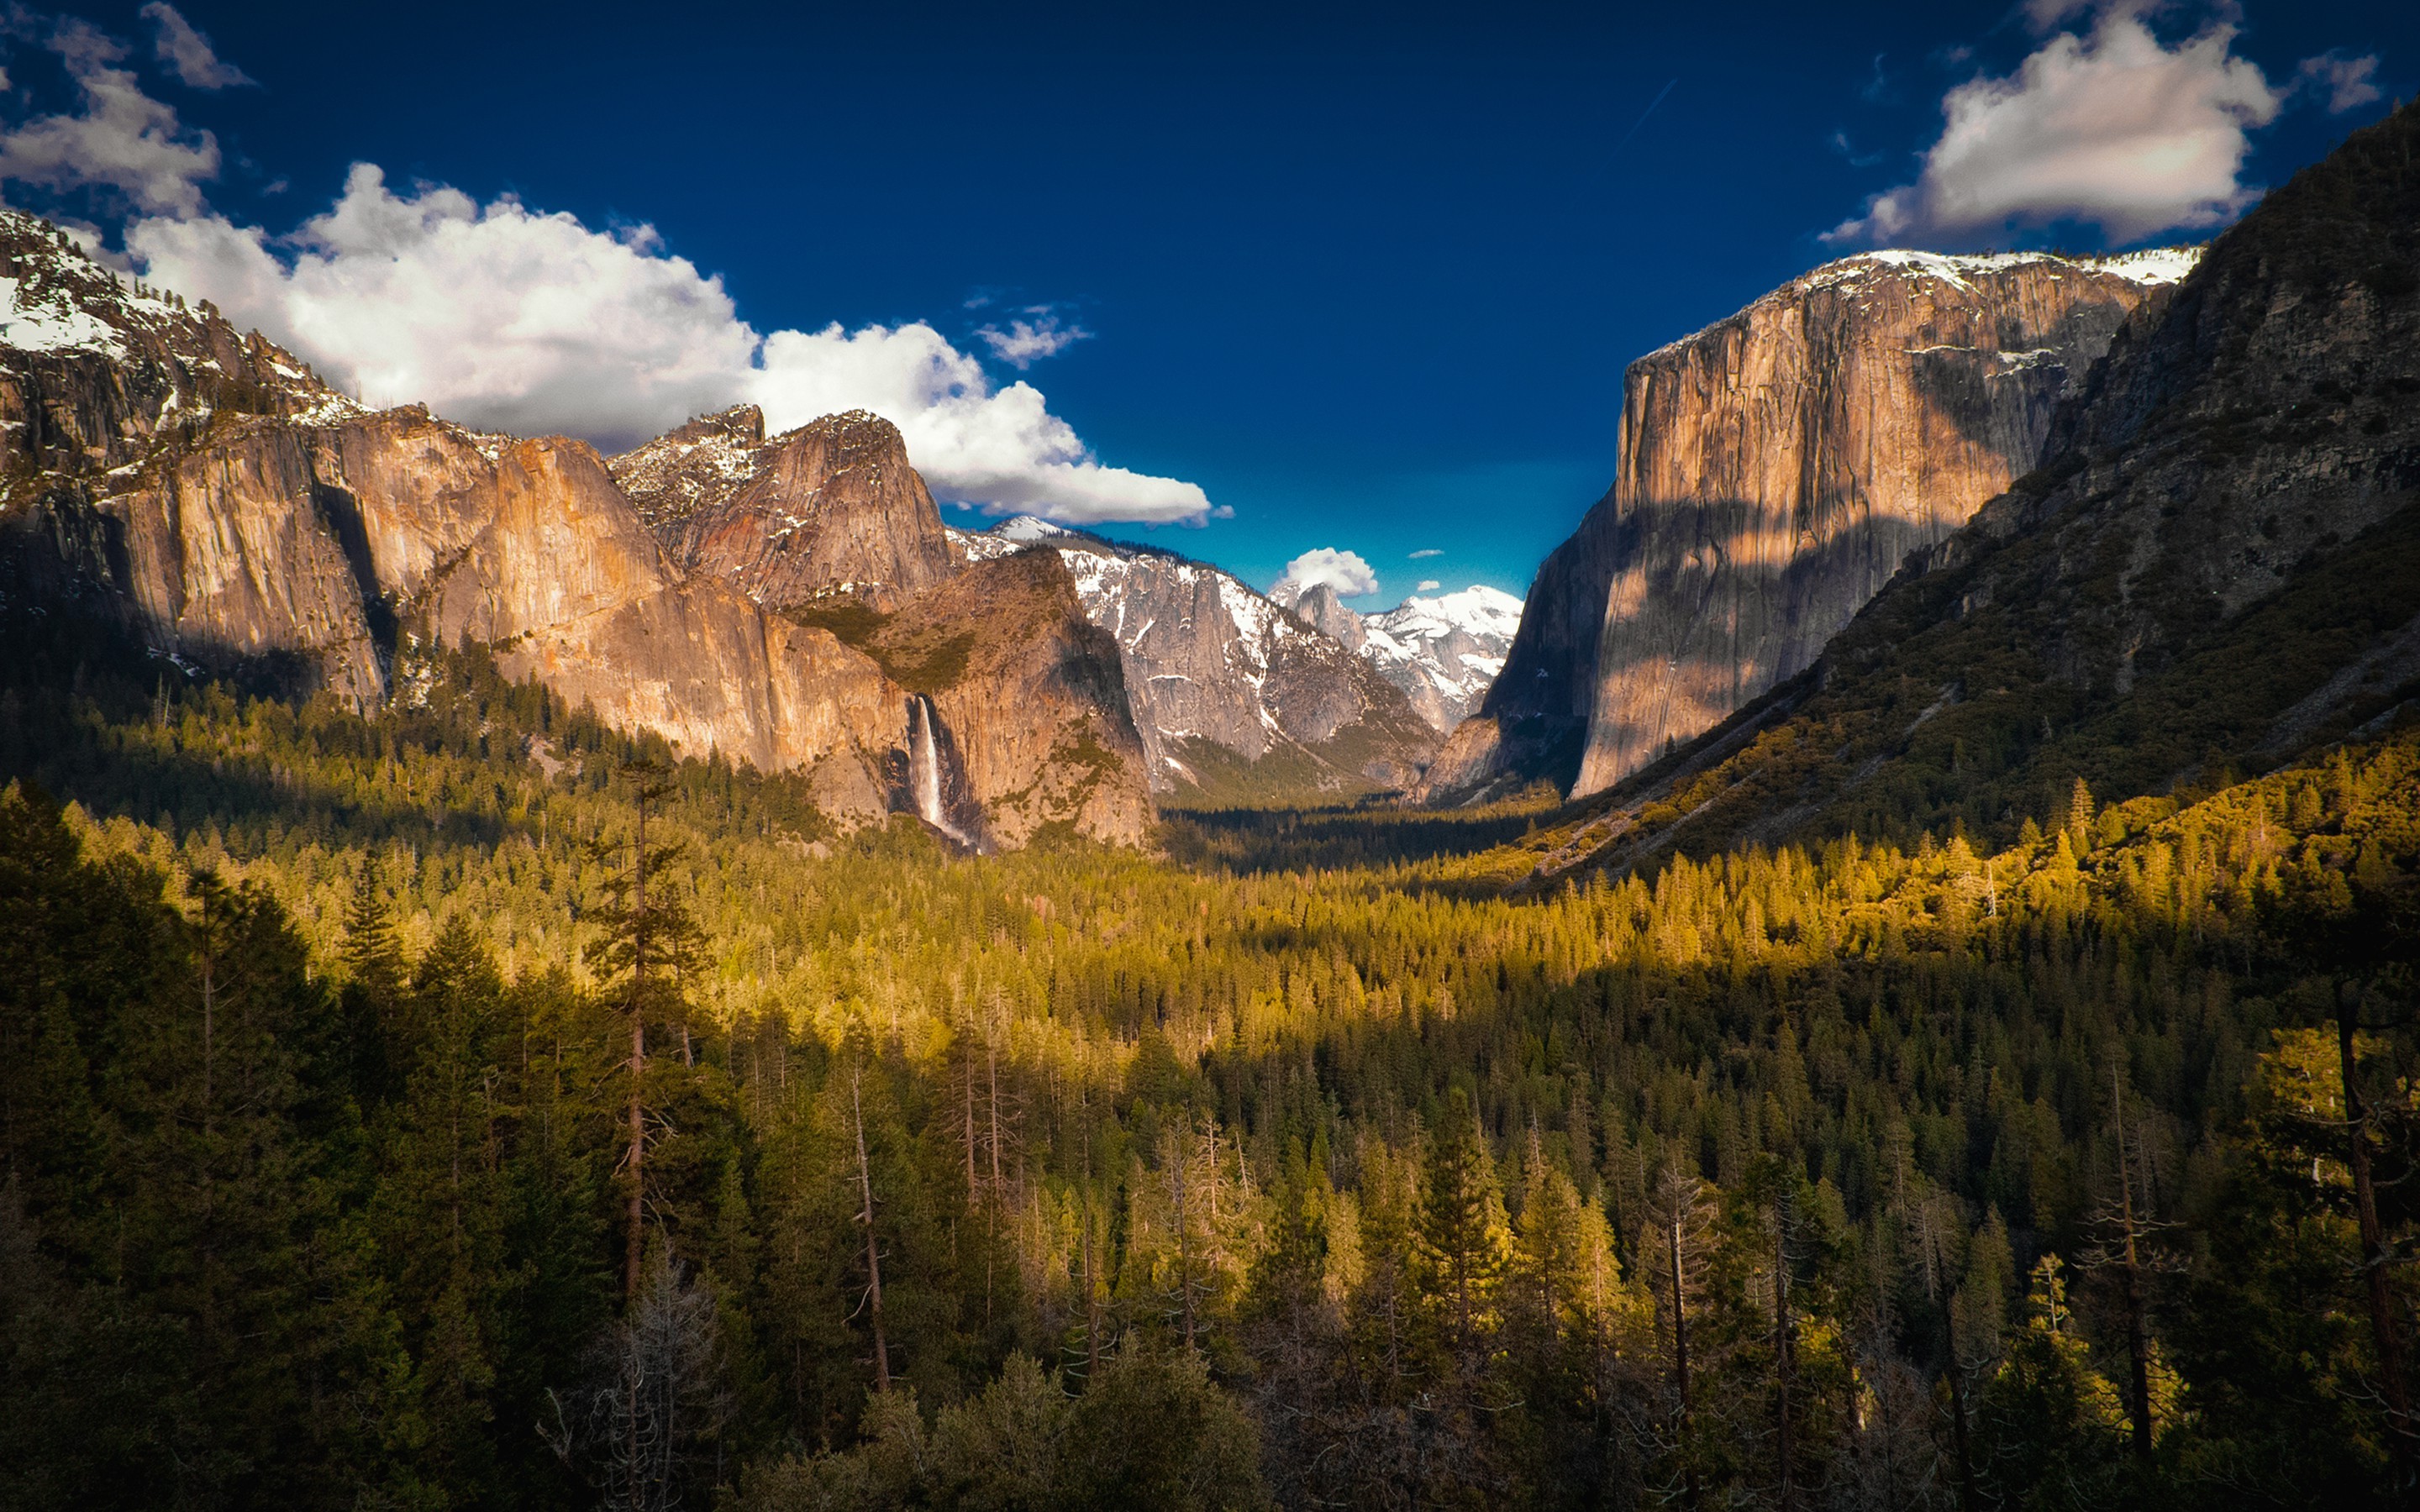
[611,404,961,612]
[1426,246,2194,804]
[0,214,1149,847]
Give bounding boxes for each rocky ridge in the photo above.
[1426,246,2196,805]
[1279,581,1523,732]
[0,216,1149,847]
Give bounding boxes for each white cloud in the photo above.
[2297,51,2383,115]
[122,168,1209,522]
[0,18,220,216]
[1828,12,2282,246]
[754,320,1206,522]
[976,309,1090,369]
[1417,579,1442,591]
[1407,547,1442,559]
[130,165,758,446]
[1270,548,1379,606]
[140,3,252,90]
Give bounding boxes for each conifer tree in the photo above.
[585,763,703,1304]
[1416,1088,1510,1366]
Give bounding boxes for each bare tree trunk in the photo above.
[1670,1209,1697,1510]
[962,1027,979,1200]
[1946,1357,1978,1512]
[1083,1195,1102,1382]
[986,1022,1005,1195]
[853,1071,891,1394]
[628,794,648,1306]
[1173,1137,1197,1351]
[2341,990,2416,1506]
[197,896,217,1341]
[1776,1202,1794,1512]
[2112,1066,2154,1465]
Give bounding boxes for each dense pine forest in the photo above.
[3,625,2417,1512]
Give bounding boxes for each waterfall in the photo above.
[908,696,973,847]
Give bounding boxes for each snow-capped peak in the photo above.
[1341,582,1526,732]
[997,514,1072,542]
[1370,584,1525,644]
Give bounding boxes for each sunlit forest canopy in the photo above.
[5,623,2418,1511]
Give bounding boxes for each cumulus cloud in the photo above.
[1407,547,1442,559]
[1417,579,1442,591]
[754,320,1207,521]
[20,20,1212,526]
[1270,548,1379,606]
[2298,51,2383,115]
[976,309,1090,369]
[0,18,220,215]
[132,165,756,444]
[1828,11,2282,246]
[141,3,252,89]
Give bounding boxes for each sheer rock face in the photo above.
[613,406,962,612]
[867,549,1152,847]
[960,521,1437,797]
[1290,584,1368,650]
[1423,249,2188,804]
[1414,499,1618,801]
[0,217,1149,846]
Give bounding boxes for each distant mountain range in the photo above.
[954,516,1461,803]
[1272,576,1523,732]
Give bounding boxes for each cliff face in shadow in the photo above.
[1424,248,2188,805]
[0,215,1149,847]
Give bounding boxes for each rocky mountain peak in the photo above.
[615,406,961,613]
[0,237,1151,848]
[1533,98,2420,880]
[0,210,365,484]
[1290,582,1367,650]
[668,402,765,447]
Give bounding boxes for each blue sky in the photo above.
[6,1,2412,606]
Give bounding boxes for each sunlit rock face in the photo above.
[1423,247,2191,804]
[613,405,961,613]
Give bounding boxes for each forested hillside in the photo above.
[5,615,2418,1510]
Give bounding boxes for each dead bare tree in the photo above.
[1649,1158,1716,1510]
[543,1255,732,1512]
[2340,979,2418,1506]
[850,1068,892,1394]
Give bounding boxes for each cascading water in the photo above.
[908,696,974,848]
